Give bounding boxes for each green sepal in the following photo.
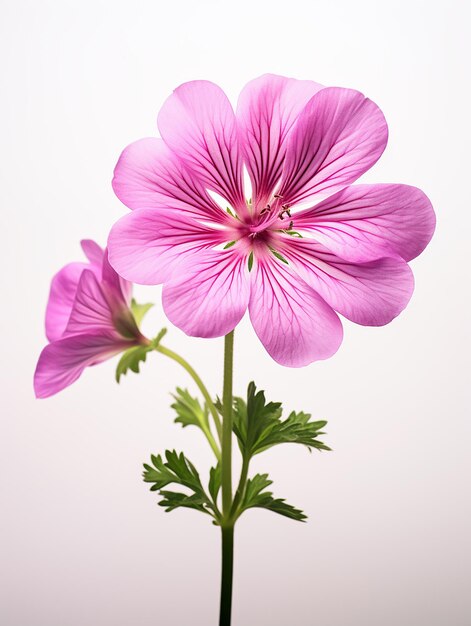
[130,298,154,327]
[143,450,221,521]
[115,345,152,383]
[115,328,167,383]
[239,473,306,522]
[247,252,254,271]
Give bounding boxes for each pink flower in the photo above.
[34,240,146,398]
[108,74,435,366]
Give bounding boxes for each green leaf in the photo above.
[232,382,282,458]
[239,473,306,522]
[232,382,330,458]
[143,450,220,520]
[115,344,152,383]
[130,298,154,327]
[255,411,331,454]
[223,240,236,249]
[247,251,254,271]
[158,491,209,514]
[208,463,221,504]
[171,388,209,431]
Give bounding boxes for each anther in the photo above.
[278,204,291,220]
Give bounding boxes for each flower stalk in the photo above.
[220,330,235,625]
[155,343,222,459]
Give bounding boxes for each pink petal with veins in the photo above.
[34,333,130,398]
[108,208,227,285]
[283,239,414,326]
[163,248,250,338]
[158,81,246,214]
[293,184,435,262]
[45,262,90,342]
[248,257,343,367]
[237,74,323,207]
[279,87,388,207]
[112,137,230,225]
[80,239,104,267]
[101,249,132,306]
[65,270,118,336]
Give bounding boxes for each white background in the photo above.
[1,1,470,625]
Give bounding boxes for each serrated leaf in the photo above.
[239,473,306,522]
[130,298,154,327]
[232,382,282,458]
[254,411,331,454]
[115,344,152,383]
[158,490,209,513]
[143,450,220,520]
[232,382,329,458]
[171,388,209,431]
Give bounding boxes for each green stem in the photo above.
[219,525,234,626]
[156,344,222,459]
[221,331,234,517]
[230,455,250,520]
[219,331,235,626]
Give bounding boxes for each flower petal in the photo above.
[248,258,343,367]
[65,270,118,336]
[101,249,132,306]
[45,262,89,342]
[279,87,388,206]
[108,208,226,285]
[158,81,246,213]
[112,137,230,224]
[236,74,323,207]
[293,184,435,262]
[34,333,129,398]
[80,239,104,267]
[162,249,250,338]
[283,239,414,326]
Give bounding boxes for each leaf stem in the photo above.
[229,455,250,520]
[156,344,222,458]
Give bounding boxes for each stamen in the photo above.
[278,204,291,220]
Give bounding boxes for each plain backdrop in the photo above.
[1,1,470,625]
